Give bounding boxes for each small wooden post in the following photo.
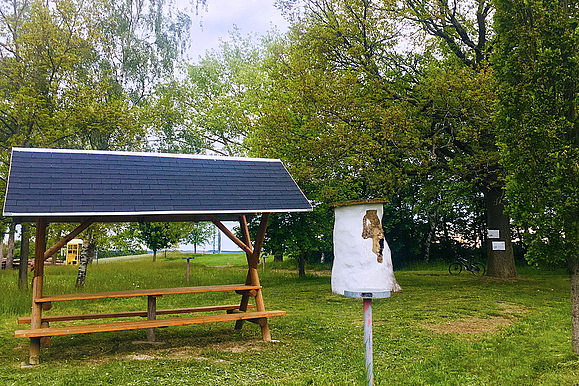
[147,295,158,342]
[182,257,193,282]
[30,217,47,365]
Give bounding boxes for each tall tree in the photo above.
[402,0,516,276]
[494,0,579,350]
[0,0,195,286]
[76,226,94,287]
[74,223,124,286]
[185,222,213,253]
[255,0,515,275]
[18,223,29,289]
[5,221,14,269]
[0,0,194,189]
[243,209,333,277]
[136,222,184,261]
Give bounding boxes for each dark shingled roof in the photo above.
[3,148,312,222]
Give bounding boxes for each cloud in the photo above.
[187,0,288,61]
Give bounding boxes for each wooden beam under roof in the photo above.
[13,213,257,224]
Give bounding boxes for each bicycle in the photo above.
[448,255,486,276]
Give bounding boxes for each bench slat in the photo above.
[18,304,256,324]
[15,310,286,338]
[35,284,262,303]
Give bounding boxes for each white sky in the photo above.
[185,0,289,62]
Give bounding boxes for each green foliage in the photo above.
[0,0,193,228]
[242,208,334,273]
[150,28,270,156]
[269,208,333,263]
[184,222,213,252]
[136,222,185,255]
[494,0,579,268]
[86,0,191,104]
[247,0,501,268]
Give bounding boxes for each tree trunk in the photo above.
[483,187,518,278]
[52,229,62,265]
[423,214,435,262]
[194,243,197,254]
[274,253,283,262]
[18,223,29,289]
[6,222,15,269]
[153,250,157,262]
[570,258,579,352]
[76,228,94,288]
[0,232,4,261]
[298,253,306,277]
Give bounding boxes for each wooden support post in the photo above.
[239,215,252,260]
[235,216,253,330]
[253,214,271,341]
[212,218,252,255]
[43,218,94,261]
[147,295,158,342]
[235,214,271,340]
[40,321,50,347]
[30,217,47,365]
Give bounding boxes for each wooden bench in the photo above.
[15,311,286,338]
[17,304,256,324]
[16,284,285,342]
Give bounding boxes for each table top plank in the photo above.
[35,284,262,303]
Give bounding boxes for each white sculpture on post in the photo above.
[331,200,401,295]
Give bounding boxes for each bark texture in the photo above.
[0,232,4,262]
[571,259,579,353]
[18,223,29,289]
[52,229,62,265]
[298,254,306,277]
[5,223,15,269]
[76,228,95,287]
[483,188,518,278]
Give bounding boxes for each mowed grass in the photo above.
[0,253,578,385]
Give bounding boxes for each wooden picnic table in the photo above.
[15,284,284,341]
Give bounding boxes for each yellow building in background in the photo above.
[65,239,83,265]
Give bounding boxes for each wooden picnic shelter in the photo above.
[3,148,312,365]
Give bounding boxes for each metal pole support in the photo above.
[363,298,373,386]
[344,289,391,386]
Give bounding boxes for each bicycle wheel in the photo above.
[449,262,462,274]
[470,262,486,276]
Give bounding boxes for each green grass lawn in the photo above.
[0,254,578,385]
